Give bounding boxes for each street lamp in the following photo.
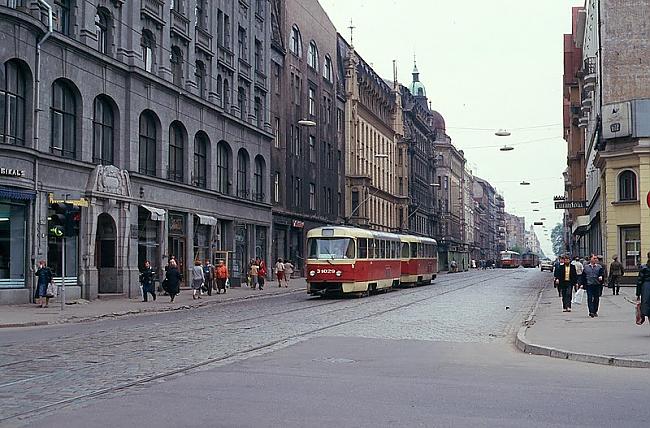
[495,129,511,137]
[530,201,539,204]
[298,119,316,127]
[429,183,441,187]
[519,181,530,185]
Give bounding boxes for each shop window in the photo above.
[169,121,186,182]
[50,79,77,159]
[618,170,637,201]
[138,207,160,271]
[216,140,232,194]
[92,95,115,165]
[0,203,27,288]
[139,110,158,176]
[620,226,641,270]
[1,59,28,146]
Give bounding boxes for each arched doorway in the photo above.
[96,213,118,293]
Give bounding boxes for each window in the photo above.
[308,238,356,260]
[273,172,280,203]
[238,86,247,120]
[216,75,223,104]
[95,9,110,54]
[309,135,315,163]
[170,46,183,86]
[290,25,302,56]
[169,121,185,182]
[141,30,155,72]
[358,238,367,259]
[254,96,262,128]
[308,87,315,116]
[309,183,316,210]
[292,73,301,105]
[8,0,25,9]
[308,41,318,70]
[195,0,206,30]
[216,141,231,194]
[223,78,230,107]
[171,0,183,13]
[323,55,332,82]
[237,149,250,198]
[195,61,206,98]
[326,188,332,214]
[273,63,280,95]
[254,156,265,202]
[138,111,157,176]
[50,80,76,158]
[238,26,247,60]
[292,125,301,156]
[294,177,301,207]
[92,96,114,165]
[193,133,208,188]
[54,0,71,36]
[256,0,264,17]
[1,60,27,146]
[274,117,280,148]
[327,143,332,169]
[224,14,231,48]
[618,170,637,201]
[351,190,359,217]
[255,39,263,71]
[621,226,641,270]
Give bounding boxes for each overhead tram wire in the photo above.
[446,123,561,131]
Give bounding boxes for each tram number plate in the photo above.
[316,269,336,274]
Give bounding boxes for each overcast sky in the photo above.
[319,0,584,256]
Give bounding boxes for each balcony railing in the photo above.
[252,192,265,202]
[238,58,252,81]
[218,44,235,70]
[196,27,213,54]
[141,0,165,26]
[254,70,267,90]
[170,9,190,41]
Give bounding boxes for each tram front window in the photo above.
[308,238,356,260]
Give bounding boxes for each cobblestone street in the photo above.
[0,269,542,426]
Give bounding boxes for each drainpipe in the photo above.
[34,0,53,149]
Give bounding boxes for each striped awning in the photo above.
[141,205,166,221]
[0,187,36,201]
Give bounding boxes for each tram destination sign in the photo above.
[554,200,587,209]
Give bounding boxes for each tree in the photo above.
[551,223,565,256]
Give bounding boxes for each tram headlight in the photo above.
[309,270,316,277]
[335,270,342,277]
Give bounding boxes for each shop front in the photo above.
[0,189,32,302]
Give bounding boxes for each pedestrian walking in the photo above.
[139,260,156,302]
[203,258,214,296]
[214,259,229,294]
[554,255,578,312]
[571,257,584,292]
[34,260,54,308]
[257,258,267,290]
[283,260,294,286]
[163,259,181,302]
[275,258,285,287]
[191,260,205,299]
[636,251,650,325]
[608,255,624,295]
[580,254,605,317]
[249,260,259,290]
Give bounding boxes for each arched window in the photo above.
[95,9,111,54]
[193,132,208,188]
[323,55,332,82]
[141,30,155,73]
[195,60,206,98]
[216,141,231,194]
[50,79,77,158]
[308,41,318,70]
[1,60,28,146]
[169,121,185,182]
[238,86,246,120]
[92,96,114,165]
[170,46,183,86]
[237,148,249,198]
[216,74,223,104]
[223,78,230,107]
[290,24,302,56]
[254,155,265,202]
[139,110,157,176]
[619,170,637,201]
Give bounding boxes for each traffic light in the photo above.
[48,203,81,237]
[65,205,81,237]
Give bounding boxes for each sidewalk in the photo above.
[516,283,650,368]
[0,278,307,328]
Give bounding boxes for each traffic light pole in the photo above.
[60,236,66,311]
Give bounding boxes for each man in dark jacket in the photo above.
[554,255,578,312]
[581,254,606,317]
[608,255,624,295]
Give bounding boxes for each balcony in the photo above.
[581,91,593,108]
[140,0,165,26]
[218,44,235,71]
[170,9,190,41]
[254,70,267,91]
[583,57,597,83]
[238,58,252,82]
[195,27,213,55]
[583,80,595,93]
[578,116,589,128]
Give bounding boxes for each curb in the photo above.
[514,285,650,368]
[0,287,307,329]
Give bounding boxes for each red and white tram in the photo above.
[498,250,521,268]
[306,226,438,296]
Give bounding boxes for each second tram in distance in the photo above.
[521,252,540,268]
[305,226,438,296]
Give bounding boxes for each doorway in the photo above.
[96,213,118,293]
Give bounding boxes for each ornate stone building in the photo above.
[0,0,273,303]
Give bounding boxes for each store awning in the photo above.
[572,215,590,236]
[0,187,36,200]
[196,214,218,226]
[141,205,166,221]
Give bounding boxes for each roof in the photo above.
[430,110,446,130]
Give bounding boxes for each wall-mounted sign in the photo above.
[292,220,305,228]
[0,167,25,177]
[554,200,587,209]
[602,102,632,139]
[48,193,89,207]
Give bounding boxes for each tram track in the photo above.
[1,270,516,425]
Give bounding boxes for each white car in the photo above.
[540,259,554,272]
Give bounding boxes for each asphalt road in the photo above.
[2,269,650,427]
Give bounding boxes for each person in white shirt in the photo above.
[571,257,584,291]
[275,258,285,287]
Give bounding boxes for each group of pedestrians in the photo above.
[247,258,268,290]
[274,258,293,287]
[553,252,650,322]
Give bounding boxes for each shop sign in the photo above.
[48,193,89,207]
[0,167,25,177]
[292,220,304,228]
[554,200,587,209]
[169,214,185,235]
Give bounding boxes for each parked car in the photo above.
[540,259,554,272]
